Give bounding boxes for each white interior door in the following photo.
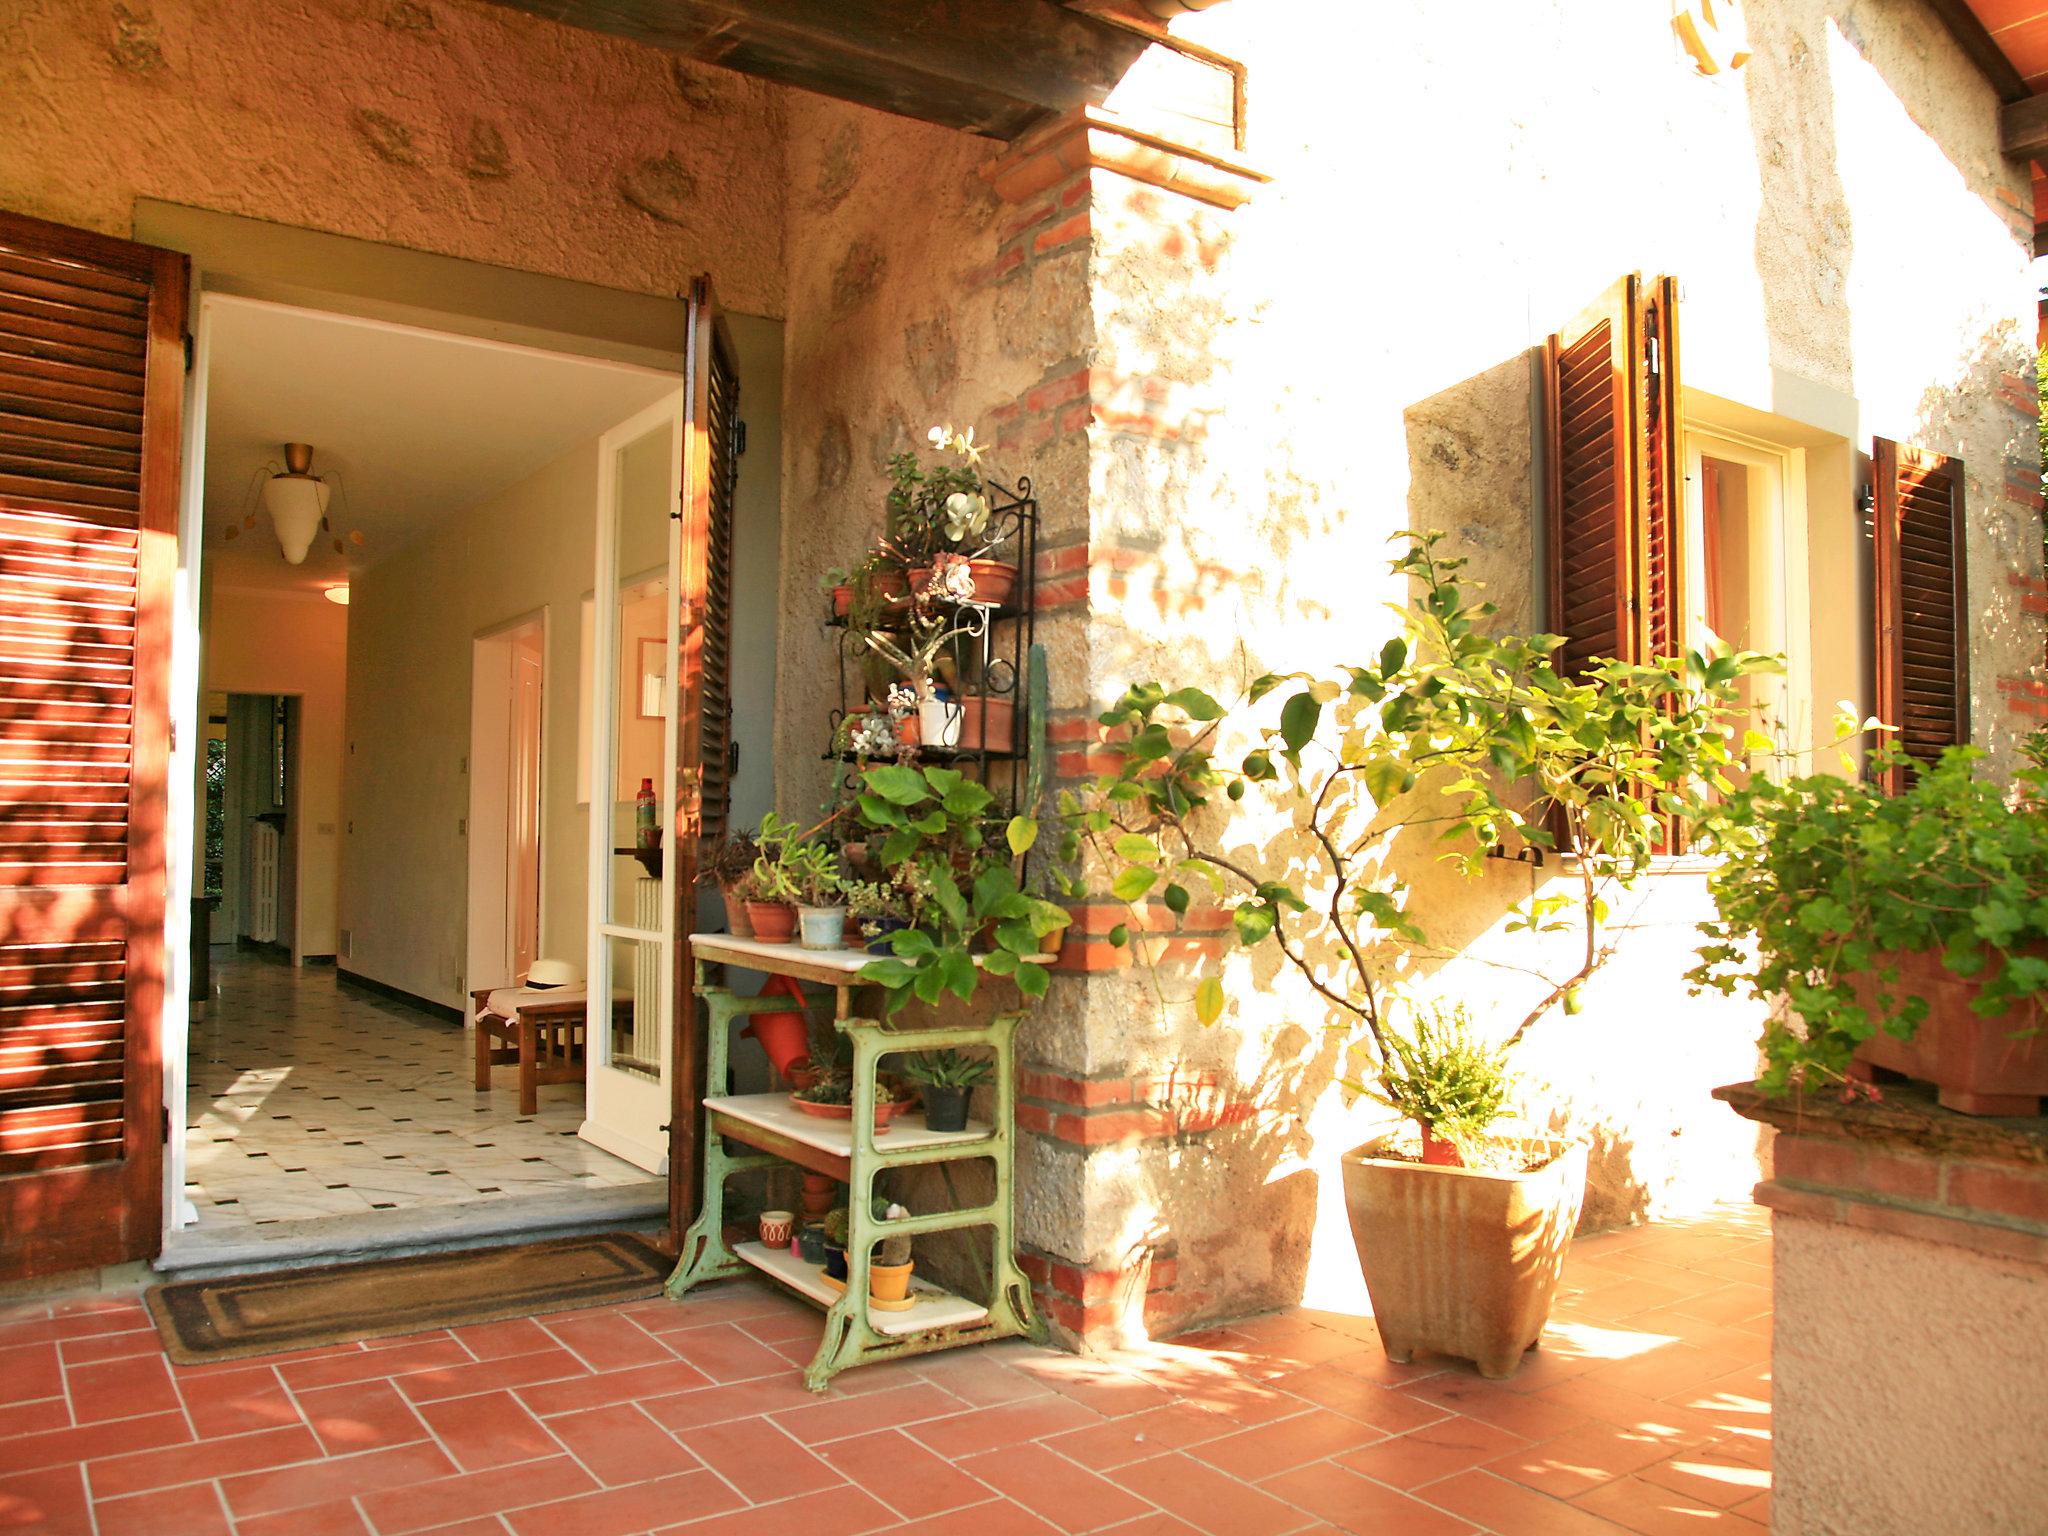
[581,391,684,1173]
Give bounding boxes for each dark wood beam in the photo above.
[1923,0,2032,105]
[2004,93,2048,158]
[482,0,1153,140]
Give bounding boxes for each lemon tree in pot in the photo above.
[1024,532,1775,1378]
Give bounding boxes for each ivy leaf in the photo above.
[1110,865,1157,902]
[1014,962,1050,1000]
[1006,816,1038,856]
[1163,687,1224,720]
[943,781,995,819]
[864,765,930,805]
[1279,692,1322,760]
[1195,975,1225,1025]
[1233,904,1276,947]
[1113,833,1162,865]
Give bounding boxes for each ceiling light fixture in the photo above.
[225,443,368,565]
[323,585,350,606]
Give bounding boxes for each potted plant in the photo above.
[1689,735,2048,1114]
[867,1196,916,1304]
[886,426,1018,606]
[820,1206,849,1280]
[901,1049,991,1132]
[743,812,803,943]
[791,1068,911,1131]
[789,846,848,951]
[703,829,760,938]
[1024,531,1774,1378]
[845,879,910,954]
[748,813,846,948]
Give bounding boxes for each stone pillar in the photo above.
[1719,1083,2048,1535]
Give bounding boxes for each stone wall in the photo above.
[0,0,788,315]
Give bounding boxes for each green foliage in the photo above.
[899,1049,994,1088]
[1355,1005,1514,1147]
[821,1207,849,1248]
[885,435,992,567]
[1688,745,2048,1093]
[751,812,843,907]
[1051,531,1779,1115]
[852,763,1067,1014]
[794,1073,853,1106]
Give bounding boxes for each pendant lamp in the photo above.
[260,443,332,565]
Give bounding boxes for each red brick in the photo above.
[965,245,1026,289]
[1057,401,1092,436]
[86,1423,324,1499]
[355,1454,596,1533]
[1049,939,1131,974]
[1023,367,1092,417]
[1033,574,1090,611]
[1017,1071,1135,1108]
[503,1468,739,1536]
[1942,1161,2048,1224]
[1032,211,1092,255]
[999,197,1057,245]
[1059,175,1092,209]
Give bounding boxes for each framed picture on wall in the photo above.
[637,636,667,720]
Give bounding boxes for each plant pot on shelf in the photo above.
[797,905,848,950]
[1035,916,1072,962]
[720,886,755,939]
[745,901,798,944]
[831,584,853,621]
[1849,946,2048,1115]
[956,695,1015,753]
[963,559,1019,608]
[790,1093,914,1132]
[787,1057,821,1094]
[797,1222,827,1264]
[862,916,910,956]
[919,696,964,749]
[823,1243,848,1281]
[1340,1135,1586,1381]
[922,1085,971,1133]
[799,1171,836,1218]
[869,1260,915,1304]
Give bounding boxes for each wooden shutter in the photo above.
[0,211,184,1280]
[669,274,737,1246]
[1541,273,1684,675]
[1871,437,1968,793]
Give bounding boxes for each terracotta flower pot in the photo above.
[964,559,1019,608]
[1035,916,1071,962]
[799,1171,835,1217]
[1341,1135,1586,1380]
[956,695,1015,753]
[869,1260,914,1304]
[1849,946,2048,1115]
[745,901,798,944]
[831,584,853,620]
[720,887,754,939]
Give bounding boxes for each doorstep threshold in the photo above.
[156,1183,668,1278]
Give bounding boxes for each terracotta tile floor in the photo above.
[0,1204,1771,1535]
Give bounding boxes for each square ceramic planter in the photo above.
[1340,1135,1586,1380]
[1850,947,2048,1115]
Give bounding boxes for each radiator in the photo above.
[627,876,663,1075]
[249,821,280,944]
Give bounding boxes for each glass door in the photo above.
[582,392,684,1173]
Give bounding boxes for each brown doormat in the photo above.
[145,1231,672,1363]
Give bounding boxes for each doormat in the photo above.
[144,1231,672,1363]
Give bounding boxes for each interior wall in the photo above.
[203,587,346,960]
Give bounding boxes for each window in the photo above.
[1685,429,1796,764]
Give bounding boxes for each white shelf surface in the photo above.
[689,933,1052,976]
[705,1092,990,1158]
[733,1240,989,1336]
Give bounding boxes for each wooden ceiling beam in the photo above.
[482,0,1153,139]
[2004,93,2048,157]
[1925,0,2032,104]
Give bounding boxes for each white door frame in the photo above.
[466,609,549,994]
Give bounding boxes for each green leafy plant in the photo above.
[794,1071,853,1106]
[1015,531,1776,1145]
[885,427,999,567]
[821,1207,849,1248]
[702,829,759,889]
[842,880,904,925]
[1364,1005,1514,1153]
[751,812,843,907]
[1688,743,2048,1093]
[853,763,1066,1012]
[899,1050,994,1089]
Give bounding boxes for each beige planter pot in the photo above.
[1340,1135,1587,1380]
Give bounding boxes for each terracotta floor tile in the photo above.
[91,1482,234,1536]
[0,1403,61,1441]
[449,1317,555,1361]
[1272,1365,1452,1434]
[685,1413,843,1503]
[501,1467,739,1536]
[1485,1420,1692,1501]
[63,1354,179,1424]
[1257,1460,1476,1536]
[1009,1357,1175,1419]
[398,1347,595,1405]
[904,1394,1106,1461]
[1730,1489,1770,1524]
[175,1363,299,1439]
[820,1427,989,1518]
[298,1379,434,1456]
[961,1441,1152,1533]
[640,1373,841,1433]
[84,1422,324,1499]
[1531,1379,1726,1444]
[1109,1450,1304,1536]
[1088,1514,1206,1535]
[354,1453,596,1533]
[1421,1470,1640,1536]
[911,1352,1055,1409]
[0,1465,92,1536]
[883,1498,1063,1536]
[652,1482,899,1535]
[544,1401,699,1486]
[416,1388,560,1472]
[232,1496,374,1536]
[772,1382,975,1447]
[659,1322,794,1383]
[541,1310,677,1374]
[220,1439,457,1519]
[1335,1416,1529,1490]
[1039,1405,1234,1472]
[1633,1440,1770,1510]
[1573,1473,1767,1536]
[280,1340,476,1394]
[1190,1408,1386,1479]
[0,1411,192,1477]
[0,1345,60,1410]
[1399,1374,1590,1443]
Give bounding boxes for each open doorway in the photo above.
[172,292,759,1266]
[207,691,298,959]
[468,615,547,991]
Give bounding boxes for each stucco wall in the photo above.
[0,0,788,315]
[1025,0,2046,1338]
[1772,1210,2048,1533]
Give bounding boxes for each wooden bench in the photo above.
[470,986,589,1116]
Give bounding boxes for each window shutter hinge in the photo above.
[1646,336,1661,380]
[161,1105,171,1143]
[727,739,740,775]
[182,333,194,373]
[735,420,747,456]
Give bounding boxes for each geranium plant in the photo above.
[1011,532,1777,1150]
[1688,739,2048,1093]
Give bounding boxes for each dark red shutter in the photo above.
[0,211,184,1279]
[694,324,739,846]
[1872,437,1969,793]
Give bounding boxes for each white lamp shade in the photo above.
[261,474,331,565]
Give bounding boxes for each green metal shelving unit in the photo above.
[666,934,1045,1391]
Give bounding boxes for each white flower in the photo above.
[928,425,949,447]
[943,492,989,544]
[886,684,919,719]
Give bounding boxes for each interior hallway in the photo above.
[182,953,657,1231]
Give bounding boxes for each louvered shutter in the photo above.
[1541,273,1685,847]
[0,211,183,1279]
[695,323,739,844]
[1871,438,1968,793]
